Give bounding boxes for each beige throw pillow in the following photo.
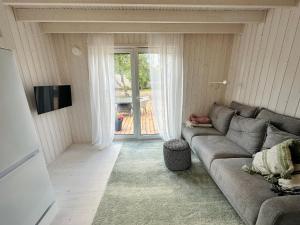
[242,139,295,179]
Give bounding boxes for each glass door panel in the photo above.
[138,52,159,136]
[114,49,160,139]
[114,52,134,135]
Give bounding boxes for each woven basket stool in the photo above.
[163,139,191,171]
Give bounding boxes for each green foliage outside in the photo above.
[114,53,150,94]
[114,53,131,96]
[138,54,150,90]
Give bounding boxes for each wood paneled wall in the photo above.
[52,34,92,143]
[183,34,234,119]
[225,5,300,118]
[114,33,147,46]
[0,3,14,49]
[51,33,233,142]
[0,7,73,164]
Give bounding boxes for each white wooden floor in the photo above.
[47,143,122,225]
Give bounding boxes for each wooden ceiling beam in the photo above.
[15,8,266,23]
[40,22,244,34]
[3,0,298,8]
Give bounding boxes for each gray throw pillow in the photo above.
[263,124,300,164]
[256,108,300,136]
[226,116,267,154]
[208,103,235,134]
[230,101,258,118]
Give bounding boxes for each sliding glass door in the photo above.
[114,48,159,139]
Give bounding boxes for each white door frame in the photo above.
[114,47,160,140]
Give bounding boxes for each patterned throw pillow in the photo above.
[242,139,295,179]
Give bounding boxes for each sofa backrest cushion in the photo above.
[263,124,300,164]
[230,101,258,118]
[256,108,300,136]
[226,116,267,154]
[208,103,235,134]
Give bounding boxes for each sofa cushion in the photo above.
[181,125,222,145]
[230,101,258,118]
[208,103,235,134]
[263,124,300,148]
[226,116,267,154]
[263,124,300,164]
[256,109,300,136]
[191,136,251,170]
[210,158,277,225]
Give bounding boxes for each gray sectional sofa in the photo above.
[182,102,300,225]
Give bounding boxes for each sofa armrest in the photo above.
[256,196,300,225]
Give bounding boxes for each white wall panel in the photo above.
[2,7,73,164]
[114,33,147,47]
[183,34,234,119]
[52,34,92,143]
[225,5,300,118]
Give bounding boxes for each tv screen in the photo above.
[34,85,72,114]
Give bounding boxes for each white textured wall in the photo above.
[225,6,300,118]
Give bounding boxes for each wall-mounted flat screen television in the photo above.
[34,85,72,114]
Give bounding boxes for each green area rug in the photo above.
[92,141,243,225]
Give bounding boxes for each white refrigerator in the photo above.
[0,48,55,225]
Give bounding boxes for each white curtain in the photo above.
[148,34,184,141]
[87,34,115,149]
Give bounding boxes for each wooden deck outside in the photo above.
[115,103,158,135]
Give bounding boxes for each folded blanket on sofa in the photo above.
[185,120,213,128]
[271,183,300,196]
[277,165,300,189]
[271,169,300,196]
[188,114,211,124]
[278,174,300,189]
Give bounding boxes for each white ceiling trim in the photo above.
[3,0,298,8]
[40,22,244,33]
[14,8,266,23]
